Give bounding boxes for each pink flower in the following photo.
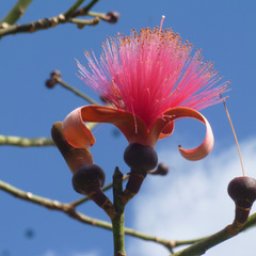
[62,26,228,161]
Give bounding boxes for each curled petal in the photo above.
[63,105,158,148]
[62,107,95,148]
[165,107,214,161]
[159,121,175,139]
[51,122,93,173]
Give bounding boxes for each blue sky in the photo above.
[1,1,256,255]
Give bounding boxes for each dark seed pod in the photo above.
[228,176,256,207]
[45,70,61,89]
[50,70,61,80]
[124,143,158,172]
[72,164,105,195]
[228,176,256,224]
[45,79,56,89]
[105,12,120,23]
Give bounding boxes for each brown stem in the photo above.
[0,0,102,38]
[90,189,116,219]
[121,171,146,205]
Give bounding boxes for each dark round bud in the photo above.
[150,163,169,176]
[45,79,56,89]
[124,143,158,172]
[105,12,120,23]
[228,176,256,208]
[50,70,61,80]
[72,164,105,195]
[45,70,61,89]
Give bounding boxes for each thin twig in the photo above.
[172,225,238,256]
[55,77,98,104]
[0,16,98,37]
[223,100,246,176]
[69,17,100,28]
[0,179,112,230]
[72,0,100,17]
[172,213,256,256]
[0,135,54,147]
[0,179,175,250]
[46,71,98,104]
[1,0,32,25]
[86,11,120,23]
[64,0,86,18]
[2,179,255,253]
[0,0,102,38]
[0,123,95,148]
[88,11,110,19]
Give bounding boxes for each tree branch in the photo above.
[0,124,97,148]
[55,76,98,105]
[0,15,98,37]
[0,135,54,147]
[1,0,32,25]
[3,177,256,253]
[71,0,100,17]
[0,0,104,38]
[172,215,256,256]
[0,179,176,250]
[64,0,87,18]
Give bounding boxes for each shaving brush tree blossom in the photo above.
[61,25,228,164]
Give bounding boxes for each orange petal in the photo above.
[51,122,93,173]
[164,107,214,161]
[80,105,160,146]
[62,105,158,148]
[62,107,95,148]
[159,121,175,139]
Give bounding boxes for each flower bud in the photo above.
[124,143,158,172]
[228,176,256,224]
[150,163,169,176]
[45,79,56,89]
[45,70,61,89]
[105,12,120,23]
[72,164,105,195]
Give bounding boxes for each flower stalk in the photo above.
[112,168,126,256]
[121,172,146,205]
[46,70,98,104]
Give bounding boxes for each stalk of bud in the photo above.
[122,143,158,204]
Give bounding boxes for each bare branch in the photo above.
[0,179,176,250]
[0,135,54,147]
[0,0,108,38]
[1,0,32,25]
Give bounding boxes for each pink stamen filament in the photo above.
[159,15,166,33]
[223,99,246,176]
